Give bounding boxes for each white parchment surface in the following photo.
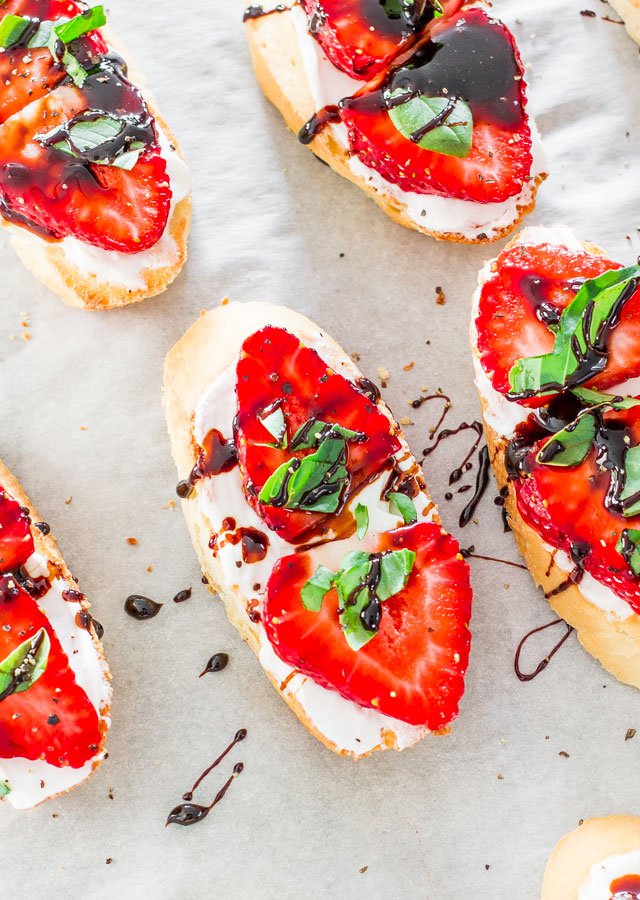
[1,1,640,898]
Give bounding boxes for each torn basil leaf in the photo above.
[258,436,348,513]
[38,115,145,171]
[388,492,418,524]
[388,90,473,158]
[335,549,416,651]
[47,6,107,88]
[617,528,640,575]
[355,503,369,539]
[0,781,10,799]
[621,445,640,518]
[536,412,597,468]
[0,13,29,48]
[289,418,365,451]
[0,628,50,703]
[258,405,287,447]
[508,265,640,399]
[300,565,335,611]
[571,387,640,411]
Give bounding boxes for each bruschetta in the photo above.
[0,459,110,808]
[164,301,472,758]
[0,0,191,310]
[542,815,640,899]
[244,0,547,243]
[471,225,640,688]
[608,0,640,44]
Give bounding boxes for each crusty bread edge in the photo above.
[0,458,111,806]
[163,301,446,759]
[472,232,640,690]
[608,0,640,44]
[1,27,191,311]
[244,9,546,245]
[541,815,640,899]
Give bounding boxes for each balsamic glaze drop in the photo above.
[173,588,192,604]
[124,595,163,620]
[199,653,229,678]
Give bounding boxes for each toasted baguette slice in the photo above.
[164,301,471,758]
[0,26,191,311]
[244,3,546,244]
[608,0,640,44]
[0,460,111,808]
[542,816,640,899]
[471,226,640,689]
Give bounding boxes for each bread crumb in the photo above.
[376,366,389,388]
[146,565,154,573]
[399,416,413,426]
[402,361,414,371]
[351,351,361,362]
[65,496,72,505]
[126,537,138,546]
[435,286,446,305]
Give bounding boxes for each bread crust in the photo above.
[472,231,640,690]
[163,301,442,758]
[0,28,191,311]
[0,458,111,805]
[244,7,545,244]
[541,815,640,899]
[608,0,640,44]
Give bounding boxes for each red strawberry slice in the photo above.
[264,522,472,729]
[299,0,464,79]
[0,579,103,767]
[0,487,33,573]
[0,78,170,251]
[0,2,108,124]
[474,240,640,405]
[512,405,640,614]
[233,326,401,543]
[339,7,533,203]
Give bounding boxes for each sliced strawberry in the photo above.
[0,486,34,573]
[511,404,640,613]
[0,75,170,251]
[339,7,533,203]
[0,579,103,767]
[474,240,640,405]
[300,0,463,79]
[233,326,401,543]
[0,2,108,124]
[264,522,472,729]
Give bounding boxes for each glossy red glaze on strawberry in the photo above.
[339,7,532,203]
[264,522,472,729]
[0,76,170,250]
[512,406,640,613]
[300,0,463,79]
[474,240,640,406]
[234,326,401,543]
[0,484,103,768]
[0,1,107,124]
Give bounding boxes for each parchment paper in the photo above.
[1,2,640,898]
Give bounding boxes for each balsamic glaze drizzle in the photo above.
[166,729,247,828]
[124,595,163,620]
[458,444,490,528]
[514,618,574,682]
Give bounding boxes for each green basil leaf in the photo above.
[376,548,416,601]
[301,565,335,611]
[355,503,369,539]
[388,90,473,158]
[258,436,348,513]
[381,0,443,18]
[617,528,640,575]
[105,142,144,171]
[388,492,418,524]
[571,387,640,411]
[0,628,50,702]
[622,445,640,518]
[39,118,144,171]
[258,405,287,447]
[0,13,29,48]
[51,5,106,44]
[289,419,365,451]
[509,265,640,398]
[536,412,597,468]
[59,47,88,87]
[334,550,415,651]
[0,781,10,799]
